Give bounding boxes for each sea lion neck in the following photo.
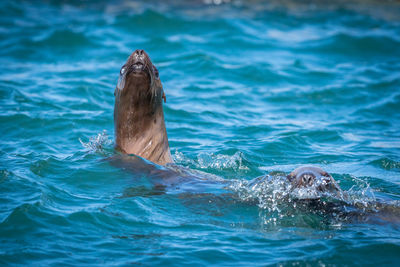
[114,49,173,165]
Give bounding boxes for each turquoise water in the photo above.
[1,0,400,265]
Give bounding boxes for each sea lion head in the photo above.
[114,49,172,165]
[287,166,341,198]
[115,49,163,104]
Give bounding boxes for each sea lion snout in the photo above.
[134,49,145,58]
[127,49,149,73]
[133,49,145,63]
[300,173,315,187]
[287,166,341,196]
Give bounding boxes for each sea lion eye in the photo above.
[120,65,127,75]
[117,65,127,91]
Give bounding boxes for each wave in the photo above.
[370,157,400,172]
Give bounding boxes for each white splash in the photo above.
[345,175,376,209]
[229,173,376,214]
[230,175,292,212]
[173,150,249,171]
[173,150,196,165]
[79,130,112,153]
[197,151,249,170]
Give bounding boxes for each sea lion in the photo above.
[287,166,342,197]
[114,49,173,165]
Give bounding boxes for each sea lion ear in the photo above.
[153,65,159,78]
[321,171,331,178]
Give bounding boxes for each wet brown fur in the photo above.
[114,50,172,165]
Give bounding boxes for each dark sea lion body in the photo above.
[114,49,172,165]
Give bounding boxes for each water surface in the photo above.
[1,0,400,265]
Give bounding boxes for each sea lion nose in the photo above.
[135,49,144,56]
[134,49,145,61]
[301,174,314,186]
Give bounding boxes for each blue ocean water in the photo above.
[1,0,400,265]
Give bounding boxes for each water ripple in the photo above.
[1,0,400,265]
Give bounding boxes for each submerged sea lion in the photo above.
[114,49,172,165]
